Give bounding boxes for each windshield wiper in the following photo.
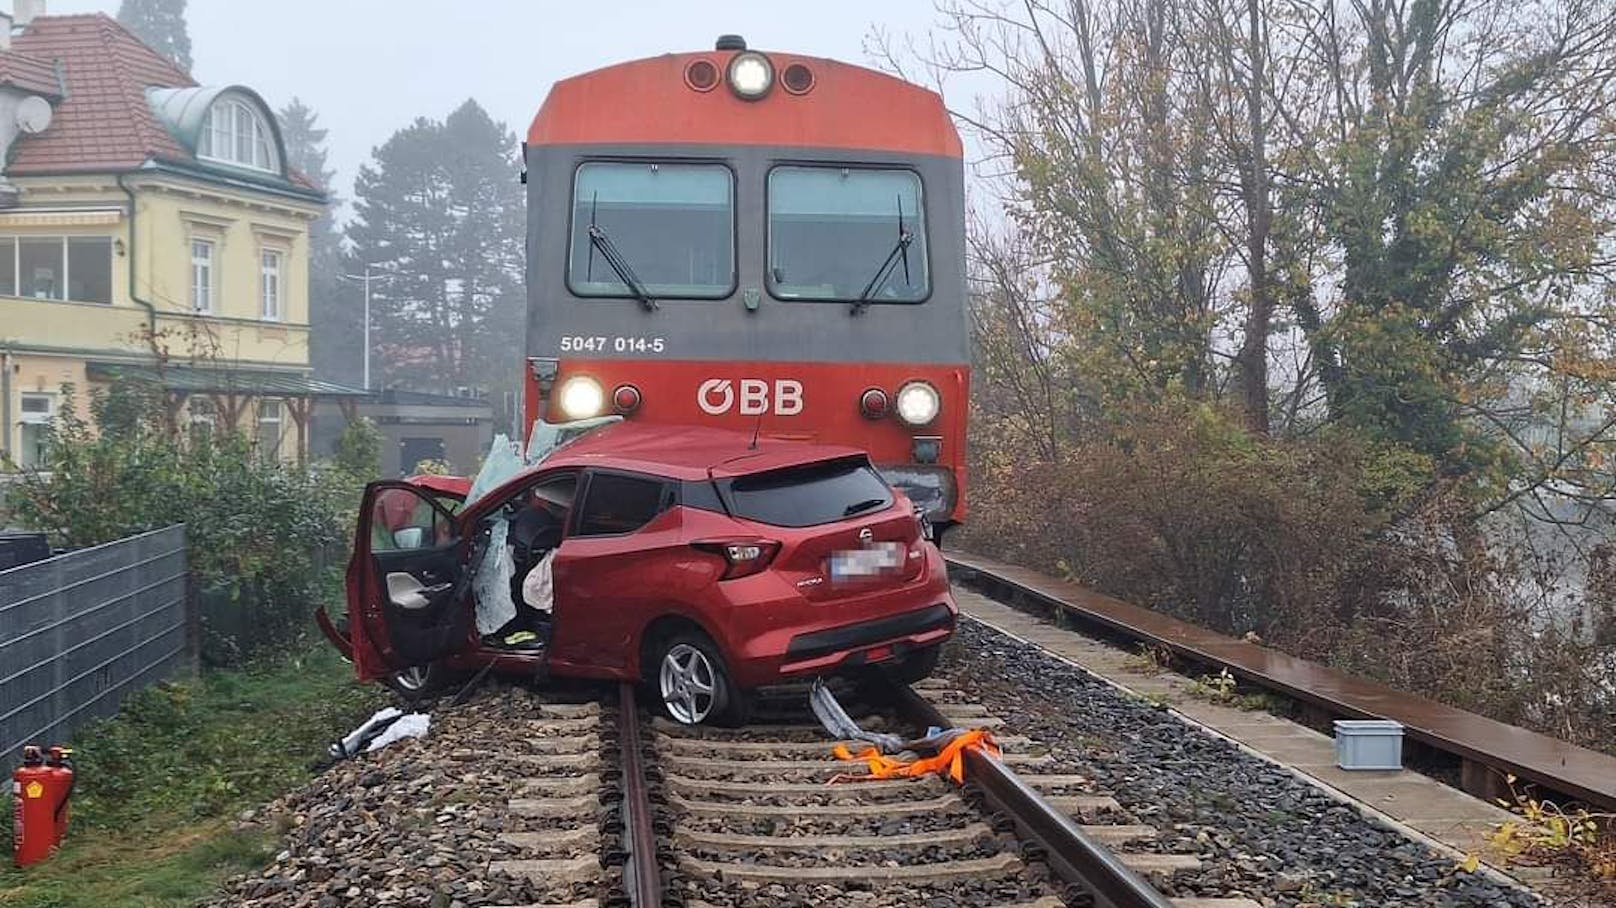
[843,497,887,516]
[585,193,658,311]
[850,194,914,316]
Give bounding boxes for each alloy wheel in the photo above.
[394,665,431,692]
[659,643,717,724]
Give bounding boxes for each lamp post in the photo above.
[339,264,398,391]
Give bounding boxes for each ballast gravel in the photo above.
[205,683,615,908]
[940,617,1543,908]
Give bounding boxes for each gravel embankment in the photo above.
[207,683,616,908]
[939,618,1543,908]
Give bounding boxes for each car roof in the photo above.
[541,421,866,481]
[406,474,472,495]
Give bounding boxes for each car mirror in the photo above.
[393,527,426,549]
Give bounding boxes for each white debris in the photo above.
[365,712,430,753]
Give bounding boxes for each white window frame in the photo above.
[18,392,53,469]
[190,238,215,313]
[259,248,283,320]
[18,392,53,425]
[0,236,114,303]
[256,399,282,458]
[198,97,278,173]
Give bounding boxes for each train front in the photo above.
[523,36,969,532]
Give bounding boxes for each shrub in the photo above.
[3,381,368,666]
[959,398,1616,755]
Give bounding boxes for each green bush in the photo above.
[959,398,1616,754]
[3,381,369,666]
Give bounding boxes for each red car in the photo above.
[321,422,956,724]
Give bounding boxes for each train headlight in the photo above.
[895,381,940,427]
[728,52,773,100]
[557,376,605,419]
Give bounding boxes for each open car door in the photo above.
[348,481,471,681]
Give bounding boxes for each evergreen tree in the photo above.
[348,100,524,398]
[116,0,192,72]
[278,99,356,388]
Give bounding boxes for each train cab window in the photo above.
[569,162,734,300]
[767,166,929,303]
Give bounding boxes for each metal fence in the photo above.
[0,526,189,767]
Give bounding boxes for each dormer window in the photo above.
[198,97,277,172]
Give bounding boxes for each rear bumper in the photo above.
[717,544,958,687]
[784,602,955,661]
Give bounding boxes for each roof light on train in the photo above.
[895,381,940,427]
[727,52,773,100]
[557,375,605,419]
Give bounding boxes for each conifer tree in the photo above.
[348,100,524,397]
[116,0,192,72]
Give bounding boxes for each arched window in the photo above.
[197,97,277,172]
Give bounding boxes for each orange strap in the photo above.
[832,730,1000,785]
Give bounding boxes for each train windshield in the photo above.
[767,166,929,303]
[568,162,734,300]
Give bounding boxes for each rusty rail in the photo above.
[617,683,661,908]
[887,679,1177,908]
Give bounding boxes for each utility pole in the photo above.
[340,264,394,391]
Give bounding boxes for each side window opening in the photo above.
[576,473,670,537]
[370,487,455,552]
[506,474,579,555]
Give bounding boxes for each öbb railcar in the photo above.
[523,35,969,534]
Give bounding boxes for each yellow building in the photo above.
[0,6,356,466]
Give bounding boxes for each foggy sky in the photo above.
[62,0,952,219]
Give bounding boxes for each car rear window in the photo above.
[723,457,894,528]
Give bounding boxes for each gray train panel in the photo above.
[526,143,969,366]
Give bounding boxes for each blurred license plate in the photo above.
[829,542,905,581]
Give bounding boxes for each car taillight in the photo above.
[693,539,781,580]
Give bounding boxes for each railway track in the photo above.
[610,678,1261,908]
[477,697,618,908]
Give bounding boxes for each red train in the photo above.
[522,35,970,538]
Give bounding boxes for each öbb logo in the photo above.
[697,379,804,416]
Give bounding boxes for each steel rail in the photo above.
[887,679,1178,908]
[617,683,662,908]
[948,554,1616,814]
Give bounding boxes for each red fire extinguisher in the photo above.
[12,743,73,868]
[46,746,73,843]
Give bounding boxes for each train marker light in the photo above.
[728,52,774,100]
[912,436,942,465]
[859,387,890,420]
[613,383,643,414]
[781,63,815,95]
[895,381,940,427]
[685,59,720,92]
[558,376,605,419]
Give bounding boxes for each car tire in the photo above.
[653,632,747,727]
[384,663,450,702]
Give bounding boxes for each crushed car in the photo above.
[318,421,957,725]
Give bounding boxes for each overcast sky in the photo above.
[62,0,958,218]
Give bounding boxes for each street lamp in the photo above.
[338,264,400,391]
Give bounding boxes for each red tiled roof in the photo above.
[8,13,195,173]
[0,50,61,98]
